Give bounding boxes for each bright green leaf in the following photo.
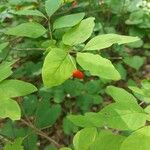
[0,62,12,83]
[73,127,97,150]
[53,12,85,30]
[129,86,144,96]
[77,52,121,80]
[84,34,140,50]
[106,86,137,104]
[129,86,150,103]
[0,80,37,98]
[42,48,75,88]
[4,138,23,150]
[0,98,21,120]
[63,17,95,46]
[89,130,126,150]
[45,0,61,17]
[5,22,47,38]
[142,79,150,89]
[99,102,148,130]
[68,112,103,128]
[69,102,148,130]
[14,9,46,18]
[145,106,150,114]
[120,126,150,150]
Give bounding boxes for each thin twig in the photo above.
[139,101,145,106]
[20,119,61,148]
[48,17,53,40]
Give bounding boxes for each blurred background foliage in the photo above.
[0,0,150,149]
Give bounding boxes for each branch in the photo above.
[20,119,61,148]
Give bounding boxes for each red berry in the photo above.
[72,1,78,8]
[72,70,84,79]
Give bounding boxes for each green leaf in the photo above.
[45,0,61,17]
[73,127,97,150]
[53,12,85,30]
[141,79,150,89]
[125,10,144,25]
[0,62,13,83]
[0,98,21,120]
[0,120,26,138]
[89,130,126,150]
[105,86,137,104]
[120,126,150,150]
[99,102,148,130]
[44,145,57,150]
[22,95,38,116]
[145,106,150,114]
[77,52,120,80]
[59,148,72,150]
[85,80,102,94]
[68,115,89,127]
[5,22,47,38]
[84,34,140,50]
[114,63,127,80]
[69,101,148,130]
[123,56,145,70]
[128,86,150,103]
[0,42,9,53]
[128,86,144,96]
[14,9,46,18]
[35,102,61,128]
[24,133,38,150]
[4,138,23,150]
[68,112,103,128]
[63,17,95,46]
[63,117,78,135]
[63,80,84,97]
[0,80,37,98]
[42,48,75,88]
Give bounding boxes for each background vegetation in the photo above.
[0,0,150,150]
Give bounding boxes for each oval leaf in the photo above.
[5,22,47,38]
[0,80,37,98]
[123,56,145,70]
[45,0,61,17]
[35,103,61,128]
[63,17,95,46]
[0,98,21,120]
[100,102,148,130]
[14,9,46,18]
[85,34,140,50]
[0,62,12,83]
[53,12,85,30]
[42,48,75,88]
[106,86,137,104]
[120,126,150,150]
[90,130,126,150]
[73,127,97,150]
[77,52,121,80]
